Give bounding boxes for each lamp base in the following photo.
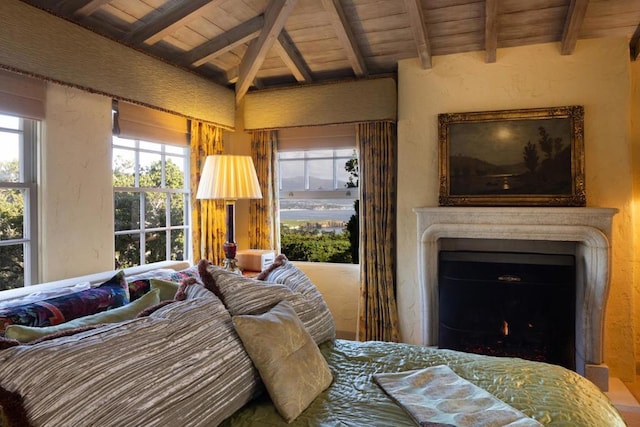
[222,257,242,275]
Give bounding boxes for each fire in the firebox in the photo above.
[438,250,576,370]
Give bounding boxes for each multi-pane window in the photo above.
[0,114,38,290]
[278,148,358,263]
[112,137,190,268]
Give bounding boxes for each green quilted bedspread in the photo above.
[222,339,625,427]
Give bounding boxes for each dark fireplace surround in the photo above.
[438,250,576,370]
[415,207,617,390]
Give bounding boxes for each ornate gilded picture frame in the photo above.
[438,105,585,206]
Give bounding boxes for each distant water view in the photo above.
[280,199,356,234]
[280,208,355,222]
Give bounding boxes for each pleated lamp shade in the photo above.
[196,155,263,200]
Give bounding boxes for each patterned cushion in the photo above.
[4,289,160,343]
[0,281,92,309]
[0,271,129,336]
[204,261,335,345]
[127,265,199,301]
[0,293,260,426]
[233,300,333,422]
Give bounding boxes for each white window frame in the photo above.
[278,149,358,201]
[112,138,190,267]
[0,116,38,287]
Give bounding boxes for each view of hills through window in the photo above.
[278,149,358,263]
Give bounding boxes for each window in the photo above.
[278,148,358,263]
[112,137,190,268]
[0,114,38,290]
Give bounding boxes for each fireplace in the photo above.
[438,250,575,369]
[415,207,617,390]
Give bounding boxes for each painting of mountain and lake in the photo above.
[438,106,586,207]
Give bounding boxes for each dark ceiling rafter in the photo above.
[235,0,298,103]
[275,30,313,83]
[182,14,265,68]
[320,0,367,77]
[72,0,110,17]
[631,23,640,60]
[125,0,223,46]
[403,0,432,69]
[55,0,105,16]
[485,0,498,63]
[560,0,589,55]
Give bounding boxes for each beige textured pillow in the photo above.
[232,300,333,423]
[205,264,335,345]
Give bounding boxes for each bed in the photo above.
[0,257,626,427]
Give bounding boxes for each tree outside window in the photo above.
[112,137,190,268]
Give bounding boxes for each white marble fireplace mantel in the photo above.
[414,206,618,386]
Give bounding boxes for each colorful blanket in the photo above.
[373,365,543,427]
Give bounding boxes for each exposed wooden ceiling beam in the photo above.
[403,0,432,69]
[485,0,498,63]
[274,30,313,82]
[125,0,224,46]
[183,15,265,67]
[227,67,264,89]
[57,0,109,17]
[235,0,298,103]
[560,0,589,55]
[320,0,367,77]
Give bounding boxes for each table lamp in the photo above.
[196,155,263,273]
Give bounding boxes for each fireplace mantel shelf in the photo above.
[414,206,618,386]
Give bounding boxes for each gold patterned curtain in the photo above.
[356,121,400,342]
[190,121,225,264]
[249,130,280,251]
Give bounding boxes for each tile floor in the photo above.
[609,378,640,426]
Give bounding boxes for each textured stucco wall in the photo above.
[40,83,114,281]
[293,261,359,339]
[397,38,635,381]
[631,59,640,372]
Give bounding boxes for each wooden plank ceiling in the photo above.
[17,0,640,102]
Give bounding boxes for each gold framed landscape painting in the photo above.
[438,105,586,207]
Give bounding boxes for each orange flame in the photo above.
[501,320,509,336]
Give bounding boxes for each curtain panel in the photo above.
[356,121,400,342]
[190,121,226,264]
[249,130,280,251]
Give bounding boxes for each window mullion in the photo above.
[134,141,140,188]
[333,152,338,190]
[304,154,309,190]
[139,192,145,266]
[165,192,171,261]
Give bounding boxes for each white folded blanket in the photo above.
[373,365,543,427]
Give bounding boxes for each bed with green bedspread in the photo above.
[223,339,626,427]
